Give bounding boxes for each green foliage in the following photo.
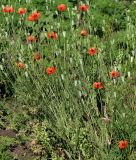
[0,137,15,160]
[0,0,136,159]
[32,121,52,154]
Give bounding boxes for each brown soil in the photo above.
[0,129,16,138]
[54,145,69,160]
[10,144,35,160]
[0,129,36,160]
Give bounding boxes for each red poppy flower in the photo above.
[16,62,24,68]
[88,47,97,55]
[2,6,14,13]
[118,140,128,149]
[27,11,40,21]
[57,4,66,11]
[109,70,120,78]
[46,67,55,75]
[34,53,41,61]
[17,8,26,15]
[47,32,57,39]
[78,4,88,12]
[93,82,103,89]
[26,35,36,42]
[80,30,88,36]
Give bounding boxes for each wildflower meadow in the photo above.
[0,0,136,159]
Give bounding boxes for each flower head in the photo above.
[57,4,66,11]
[17,8,26,15]
[34,53,41,61]
[109,70,120,78]
[118,140,128,149]
[88,47,97,55]
[26,35,36,42]
[80,30,88,36]
[47,32,57,39]
[16,62,24,68]
[46,67,55,75]
[93,82,103,89]
[78,4,88,12]
[2,6,14,13]
[27,11,40,21]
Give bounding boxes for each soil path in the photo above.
[0,129,36,160]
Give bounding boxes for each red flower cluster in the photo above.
[6,4,121,84]
[2,6,26,15]
[1,3,88,16]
